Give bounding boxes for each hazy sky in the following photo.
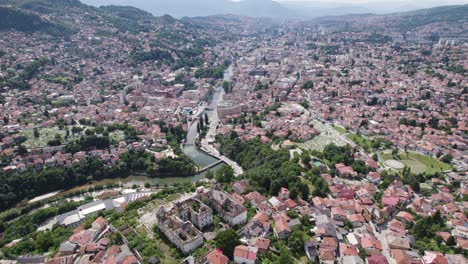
[275,0,467,2]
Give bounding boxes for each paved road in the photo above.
[200,65,244,176]
[370,222,396,264]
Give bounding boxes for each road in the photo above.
[199,65,244,176]
[370,222,396,264]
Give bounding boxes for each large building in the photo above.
[156,206,205,254]
[202,189,248,226]
[156,188,247,253]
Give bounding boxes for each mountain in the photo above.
[388,4,468,31]
[0,5,74,36]
[81,0,292,18]
[311,4,468,35]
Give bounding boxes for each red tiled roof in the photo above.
[206,249,229,264]
[234,245,257,261]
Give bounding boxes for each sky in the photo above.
[275,0,467,2]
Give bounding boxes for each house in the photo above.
[273,216,290,240]
[342,256,365,264]
[58,241,78,256]
[422,251,449,264]
[391,249,413,264]
[16,255,45,264]
[304,240,318,261]
[360,233,382,255]
[206,249,229,264]
[278,187,290,200]
[319,248,335,264]
[251,237,270,253]
[367,172,381,183]
[244,191,267,206]
[348,214,365,228]
[339,188,355,200]
[207,190,247,226]
[389,219,407,235]
[240,219,269,239]
[335,163,358,178]
[232,180,249,194]
[382,196,399,208]
[321,237,338,252]
[91,216,107,233]
[444,254,467,264]
[233,245,258,264]
[366,255,388,264]
[340,243,359,256]
[395,211,413,224]
[331,207,347,222]
[387,233,410,250]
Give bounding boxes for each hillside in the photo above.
[0,6,73,36]
[313,4,468,35]
[388,4,468,32]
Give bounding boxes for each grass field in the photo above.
[346,133,373,151]
[332,125,347,134]
[380,150,451,174]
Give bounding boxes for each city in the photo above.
[0,0,466,264]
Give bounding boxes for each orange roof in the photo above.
[206,249,229,264]
[233,245,257,261]
[340,243,359,256]
[252,212,269,225]
[274,217,290,233]
[319,248,335,261]
[395,211,413,223]
[321,237,338,250]
[251,237,270,251]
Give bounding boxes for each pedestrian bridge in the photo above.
[198,160,224,173]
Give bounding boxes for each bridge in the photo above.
[198,160,224,173]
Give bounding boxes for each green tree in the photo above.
[287,229,306,253]
[215,165,234,183]
[441,154,453,164]
[33,128,40,138]
[215,229,240,259]
[278,246,293,264]
[205,170,214,179]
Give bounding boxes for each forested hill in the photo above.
[0,0,176,36]
[0,6,73,36]
[388,4,468,32]
[314,4,468,35]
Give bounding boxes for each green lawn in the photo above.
[332,125,347,134]
[346,133,373,151]
[380,150,451,174]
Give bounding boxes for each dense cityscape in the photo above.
[0,1,467,264]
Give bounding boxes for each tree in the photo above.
[199,116,204,130]
[204,112,209,125]
[205,170,214,179]
[441,154,453,164]
[215,165,234,183]
[33,128,40,138]
[287,229,305,253]
[278,246,293,264]
[17,145,28,155]
[446,236,456,246]
[215,229,240,259]
[289,187,298,200]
